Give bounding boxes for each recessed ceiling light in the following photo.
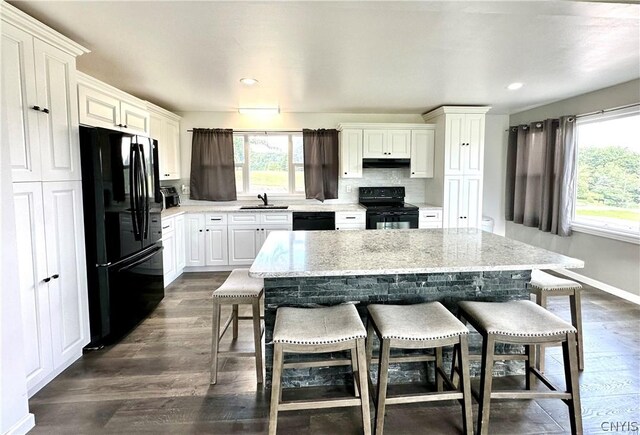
[238,107,279,116]
[240,78,258,86]
[507,82,524,90]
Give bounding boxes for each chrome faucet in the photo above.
[258,193,268,206]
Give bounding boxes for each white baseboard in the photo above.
[557,269,640,305]
[5,413,35,435]
[27,349,82,398]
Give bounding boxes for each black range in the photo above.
[359,186,419,229]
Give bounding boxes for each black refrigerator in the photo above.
[80,125,164,346]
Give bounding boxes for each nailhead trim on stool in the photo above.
[366,302,474,435]
[457,300,583,435]
[529,269,585,371]
[269,304,371,435]
[210,269,264,385]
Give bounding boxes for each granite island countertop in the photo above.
[249,229,584,277]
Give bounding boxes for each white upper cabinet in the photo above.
[2,21,84,182]
[363,129,411,158]
[339,129,363,178]
[443,112,485,176]
[410,128,435,178]
[77,72,150,136]
[148,103,181,180]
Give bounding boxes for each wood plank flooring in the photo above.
[29,272,640,434]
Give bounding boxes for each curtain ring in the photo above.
[568,117,575,122]
[535,122,542,128]
[523,126,528,130]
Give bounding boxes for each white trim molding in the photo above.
[572,222,640,245]
[557,268,640,305]
[5,413,35,435]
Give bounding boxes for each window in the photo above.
[233,133,305,195]
[574,107,640,240]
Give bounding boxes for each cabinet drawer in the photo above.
[205,213,227,225]
[161,217,175,234]
[229,212,259,225]
[335,223,365,231]
[419,210,442,221]
[261,212,292,225]
[335,211,365,225]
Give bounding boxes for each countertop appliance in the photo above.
[160,186,181,209]
[79,126,164,346]
[359,186,419,229]
[292,212,336,230]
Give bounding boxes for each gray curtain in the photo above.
[505,116,576,236]
[303,129,339,202]
[190,128,237,201]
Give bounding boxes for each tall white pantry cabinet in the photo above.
[422,106,491,229]
[1,2,91,397]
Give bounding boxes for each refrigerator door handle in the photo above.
[116,245,163,272]
[139,142,150,239]
[129,143,140,240]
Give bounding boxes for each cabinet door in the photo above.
[388,130,411,158]
[339,129,362,178]
[463,176,483,229]
[33,39,81,181]
[163,118,181,180]
[205,226,229,266]
[149,112,166,174]
[463,114,485,175]
[13,182,53,390]
[410,129,435,178]
[77,84,120,130]
[185,214,205,267]
[162,229,177,285]
[121,101,149,135]
[260,225,290,253]
[228,226,260,266]
[41,181,89,366]
[2,24,41,182]
[362,129,386,158]
[444,114,465,175]
[443,176,463,228]
[175,215,186,271]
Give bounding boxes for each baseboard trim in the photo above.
[5,413,35,435]
[27,349,82,398]
[557,269,640,305]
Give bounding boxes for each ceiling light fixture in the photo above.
[240,78,258,86]
[238,107,280,116]
[507,82,524,90]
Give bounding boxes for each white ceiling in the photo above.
[9,1,640,115]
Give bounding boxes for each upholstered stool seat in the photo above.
[366,303,473,435]
[457,299,582,435]
[529,270,584,371]
[269,304,371,435]
[210,269,264,385]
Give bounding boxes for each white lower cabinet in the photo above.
[418,209,443,229]
[185,214,206,267]
[13,181,89,396]
[228,226,261,266]
[183,213,228,268]
[162,213,186,286]
[205,225,228,266]
[443,176,482,229]
[335,211,366,230]
[175,214,186,270]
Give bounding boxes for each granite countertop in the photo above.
[248,229,584,278]
[160,202,365,218]
[412,203,442,210]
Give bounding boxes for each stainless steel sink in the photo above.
[239,205,289,210]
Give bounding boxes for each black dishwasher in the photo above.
[292,212,335,230]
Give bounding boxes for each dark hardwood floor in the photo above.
[29,272,639,434]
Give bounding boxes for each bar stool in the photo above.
[529,270,584,371]
[210,269,264,385]
[366,302,473,435]
[457,300,582,435]
[269,304,371,435]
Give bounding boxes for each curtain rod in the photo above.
[187,129,302,134]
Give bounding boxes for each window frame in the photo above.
[571,106,640,245]
[233,132,305,198]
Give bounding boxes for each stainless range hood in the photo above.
[362,158,410,168]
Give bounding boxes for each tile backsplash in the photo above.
[163,168,426,204]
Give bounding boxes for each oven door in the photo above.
[366,211,419,229]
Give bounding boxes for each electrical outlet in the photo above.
[181,184,189,194]
[346,185,352,193]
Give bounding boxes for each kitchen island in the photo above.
[249,229,584,387]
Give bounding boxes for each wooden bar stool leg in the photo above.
[252,299,264,384]
[458,335,474,435]
[563,333,583,435]
[351,346,361,398]
[570,291,585,371]
[477,334,495,435]
[365,321,375,369]
[210,302,221,385]
[356,338,372,435]
[375,338,391,435]
[435,347,444,392]
[232,304,239,340]
[525,344,535,390]
[535,292,548,372]
[450,343,459,388]
[268,343,284,435]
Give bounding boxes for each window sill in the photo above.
[571,222,640,245]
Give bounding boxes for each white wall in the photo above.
[507,79,640,297]
[1,129,34,433]
[482,114,509,235]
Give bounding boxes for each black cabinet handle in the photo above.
[162,225,170,229]
[256,228,259,231]
[52,274,59,279]
[42,277,51,283]
[123,125,128,128]
[42,108,50,114]
[412,172,415,174]
[206,229,210,232]
[344,172,347,175]
[199,229,203,232]
[32,105,41,111]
